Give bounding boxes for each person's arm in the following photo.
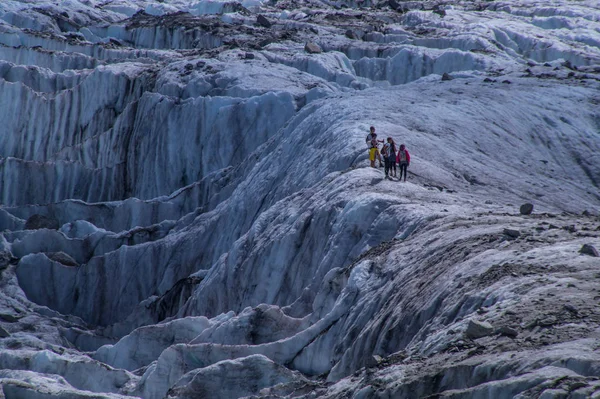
[406,150,410,166]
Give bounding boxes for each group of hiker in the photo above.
[366,126,410,181]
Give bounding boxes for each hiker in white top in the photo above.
[365,126,383,168]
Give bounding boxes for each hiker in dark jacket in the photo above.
[382,137,397,178]
[396,144,410,182]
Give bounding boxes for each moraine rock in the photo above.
[0,251,11,270]
[345,29,359,40]
[304,42,322,54]
[520,203,534,215]
[0,326,10,338]
[24,214,59,230]
[442,72,453,81]
[496,325,519,338]
[466,320,494,339]
[579,244,599,257]
[503,228,521,239]
[257,14,272,28]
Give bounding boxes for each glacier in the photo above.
[0,0,599,398]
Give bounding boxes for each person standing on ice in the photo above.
[396,144,410,182]
[382,137,397,178]
[366,126,383,168]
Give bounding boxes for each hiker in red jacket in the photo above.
[396,144,410,182]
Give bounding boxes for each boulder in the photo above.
[503,228,520,239]
[257,14,272,28]
[388,0,400,10]
[345,29,359,40]
[304,42,322,54]
[24,214,59,230]
[496,325,518,338]
[520,203,534,215]
[441,72,453,81]
[0,326,10,338]
[466,320,494,339]
[0,251,11,270]
[433,8,446,17]
[579,244,599,257]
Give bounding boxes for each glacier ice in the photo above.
[0,0,599,398]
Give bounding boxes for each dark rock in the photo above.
[466,319,494,339]
[502,80,511,84]
[582,210,591,216]
[442,72,453,81]
[345,29,359,40]
[0,314,19,323]
[366,355,383,368]
[503,228,520,239]
[483,77,494,82]
[0,251,11,270]
[0,326,9,338]
[579,244,599,257]
[538,316,557,327]
[520,203,534,215]
[563,304,578,314]
[304,42,322,54]
[184,63,193,71]
[196,61,205,68]
[256,14,272,28]
[309,27,319,34]
[543,62,552,67]
[388,0,400,10]
[46,252,78,267]
[244,52,255,59]
[24,214,59,230]
[433,8,446,17]
[568,71,576,77]
[496,326,518,338]
[259,38,273,48]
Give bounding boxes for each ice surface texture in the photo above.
[0,0,599,398]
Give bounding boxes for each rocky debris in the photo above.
[520,203,534,215]
[503,228,521,239]
[563,304,578,314]
[579,244,599,257]
[0,251,11,271]
[366,355,384,368]
[257,14,272,28]
[304,42,323,54]
[466,320,494,339]
[24,214,59,230]
[433,7,446,17]
[46,252,78,267]
[0,326,10,338]
[0,313,20,323]
[345,29,360,40]
[441,72,453,81]
[496,325,518,338]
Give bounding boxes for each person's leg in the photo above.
[384,158,390,176]
[392,161,397,177]
[369,149,376,167]
[402,163,408,181]
[377,150,383,167]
